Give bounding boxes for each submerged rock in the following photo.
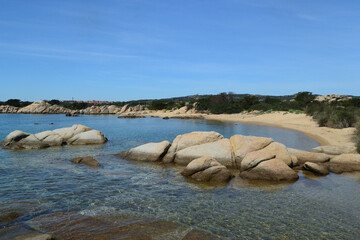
[181,156,232,183]
[1,124,107,150]
[70,156,100,167]
[119,141,171,162]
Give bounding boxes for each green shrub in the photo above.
[355,123,360,153]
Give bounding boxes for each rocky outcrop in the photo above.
[119,141,171,162]
[314,94,352,102]
[310,145,357,155]
[288,148,330,164]
[0,105,19,113]
[181,156,232,183]
[303,162,329,175]
[17,101,72,114]
[118,131,360,183]
[70,156,100,167]
[1,124,107,150]
[79,105,122,115]
[163,131,224,163]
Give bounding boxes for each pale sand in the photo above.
[141,111,356,147]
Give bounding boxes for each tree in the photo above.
[295,92,315,106]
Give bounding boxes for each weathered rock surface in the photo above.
[0,105,19,113]
[17,101,72,114]
[119,141,171,162]
[163,131,224,163]
[67,130,108,145]
[1,124,107,150]
[174,139,234,167]
[310,145,357,155]
[303,162,329,175]
[327,154,360,173]
[79,105,122,115]
[230,135,273,164]
[70,156,100,167]
[181,156,232,183]
[288,148,330,164]
[240,157,299,181]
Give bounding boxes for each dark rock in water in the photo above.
[182,229,221,240]
[26,211,206,240]
[49,123,54,125]
[117,115,145,118]
[170,115,204,119]
[34,123,39,125]
[0,224,53,240]
[163,116,169,119]
[66,113,78,117]
[70,156,100,167]
[0,211,22,225]
[181,156,232,183]
[303,162,329,175]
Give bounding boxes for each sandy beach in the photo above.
[143,111,356,147]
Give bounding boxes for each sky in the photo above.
[0,0,360,101]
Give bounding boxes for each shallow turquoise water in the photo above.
[0,114,359,239]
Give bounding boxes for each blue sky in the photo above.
[1,0,359,101]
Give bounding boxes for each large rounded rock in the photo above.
[303,162,329,175]
[181,156,232,183]
[0,130,30,148]
[240,158,299,181]
[230,135,273,163]
[240,151,276,171]
[288,148,330,164]
[327,154,360,173]
[35,131,64,146]
[68,130,108,145]
[53,124,91,141]
[119,141,171,162]
[174,139,234,167]
[310,145,357,155]
[163,131,224,163]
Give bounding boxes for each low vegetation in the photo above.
[0,99,31,107]
[355,123,360,153]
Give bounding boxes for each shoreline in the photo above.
[140,111,356,147]
[0,111,356,147]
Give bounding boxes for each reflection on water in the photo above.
[0,114,359,239]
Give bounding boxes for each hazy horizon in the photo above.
[1,0,359,101]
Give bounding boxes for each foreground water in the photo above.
[0,114,359,239]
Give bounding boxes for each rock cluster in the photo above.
[314,94,352,102]
[181,156,232,183]
[79,105,122,115]
[1,124,108,150]
[17,101,72,114]
[119,131,360,183]
[0,105,19,113]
